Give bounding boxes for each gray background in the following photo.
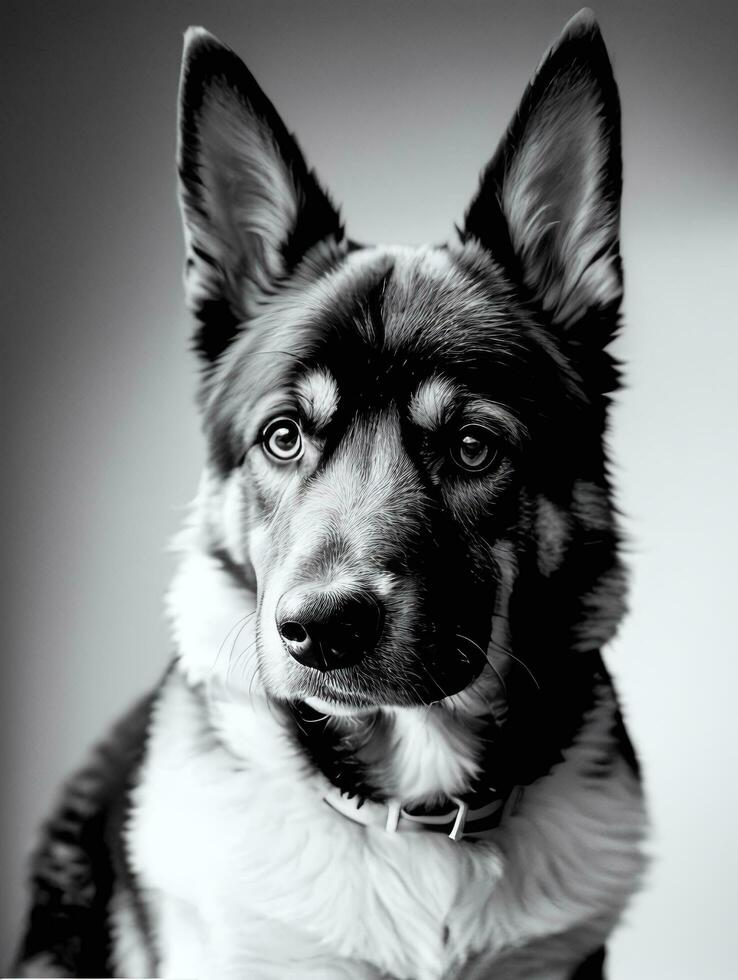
[2,1,737,976]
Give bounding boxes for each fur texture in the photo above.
[13,10,646,979]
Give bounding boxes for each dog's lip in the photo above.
[305,682,380,709]
[304,695,375,716]
[300,671,483,709]
[290,668,379,707]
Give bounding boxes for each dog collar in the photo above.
[322,784,522,842]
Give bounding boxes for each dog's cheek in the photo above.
[220,469,249,565]
[196,466,254,574]
[247,522,270,582]
[247,478,305,579]
[240,450,295,576]
[434,482,509,605]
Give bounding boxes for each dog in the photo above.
[13,9,647,979]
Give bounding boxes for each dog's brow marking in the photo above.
[464,399,529,445]
[409,376,460,430]
[296,369,339,430]
[408,381,526,445]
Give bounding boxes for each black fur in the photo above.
[10,693,158,977]
[571,945,607,979]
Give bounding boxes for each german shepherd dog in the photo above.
[13,10,647,979]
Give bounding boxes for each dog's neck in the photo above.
[287,694,502,808]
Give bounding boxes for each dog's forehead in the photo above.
[291,243,537,408]
[296,242,527,373]
[384,247,509,348]
[323,243,518,352]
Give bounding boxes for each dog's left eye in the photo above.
[262,417,304,463]
[450,424,499,473]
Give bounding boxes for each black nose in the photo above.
[277,590,384,671]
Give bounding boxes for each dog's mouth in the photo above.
[279,632,489,708]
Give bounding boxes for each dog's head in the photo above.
[175,11,626,712]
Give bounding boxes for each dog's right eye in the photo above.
[261,417,304,463]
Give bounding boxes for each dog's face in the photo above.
[177,12,626,710]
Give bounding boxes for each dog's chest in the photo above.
[124,674,504,980]
[123,670,645,980]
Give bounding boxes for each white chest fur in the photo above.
[123,668,646,980]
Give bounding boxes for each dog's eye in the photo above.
[450,425,499,473]
[262,417,304,463]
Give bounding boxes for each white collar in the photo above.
[322,784,523,842]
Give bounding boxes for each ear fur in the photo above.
[178,28,344,364]
[464,10,622,337]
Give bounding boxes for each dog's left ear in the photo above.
[463,10,622,336]
[178,28,344,364]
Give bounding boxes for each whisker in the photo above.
[455,632,488,665]
[302,709,331,724]
[246,653,262,699]
[488,639,541,690]
[414,657,451,705]
[483,660,508,698]
[212,612,256,672]
[227,637,258,689]
[458,635,510,698]
[457,629,540,691]
[227,613,257,667]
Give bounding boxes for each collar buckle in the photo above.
[385,799,402,833]
[447,797,470,841]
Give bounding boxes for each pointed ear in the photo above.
[178,28,344,363]
[463,10,622,334]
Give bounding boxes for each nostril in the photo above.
[279,621,309,646]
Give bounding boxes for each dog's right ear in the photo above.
[178,28,344,365]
